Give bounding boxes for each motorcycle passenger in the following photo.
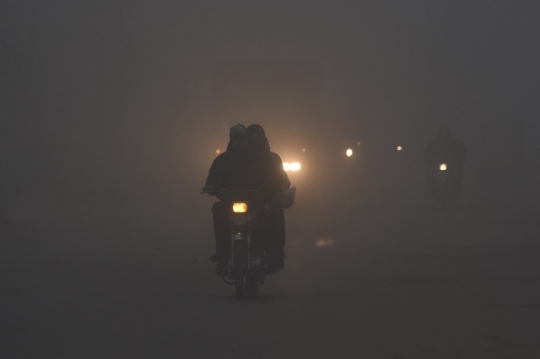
[424,126,468,197]
[203,124,290,275]
[246,124,290,271]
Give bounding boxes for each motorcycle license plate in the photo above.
[230,214,251,225]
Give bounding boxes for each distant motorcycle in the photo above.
[427,162,462,208]
[202,188,295,301]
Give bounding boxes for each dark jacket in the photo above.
[204,137,290,195]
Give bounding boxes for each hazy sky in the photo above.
[1,1,539,205]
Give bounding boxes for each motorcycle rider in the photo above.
[203,124,290,275]
[424,126,468,197]
[204,124,248,275]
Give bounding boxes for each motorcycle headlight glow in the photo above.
[440,163,447,171]
[232,202,248,213]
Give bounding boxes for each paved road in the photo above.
[1,202,539,358]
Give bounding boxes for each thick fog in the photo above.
[2,2,540,358]
[1,1,539,209]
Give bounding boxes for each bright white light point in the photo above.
[397,146,402,151]
[283,162,301,172]
[346,149,353,157]
[440,163,447,171]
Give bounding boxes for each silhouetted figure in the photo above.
[246,124,290,271]
[203,124,290,275]
[424,126,468,199]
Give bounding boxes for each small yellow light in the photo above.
[302,148,306,153]
[216,149,221,155]
[346,149,353,157]
[440,163,447,171]
[397,146,402,151]
[232,203,248,213]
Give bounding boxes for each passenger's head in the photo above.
[247,124,270,152]
[247,124,266,138]
[437,126,451,139]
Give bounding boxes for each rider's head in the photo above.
[227,124,247,150]
[437,126,451,140]
[230,124,247,140]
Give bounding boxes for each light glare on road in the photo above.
[315,238,335,248]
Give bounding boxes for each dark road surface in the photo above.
[1,201,539,358]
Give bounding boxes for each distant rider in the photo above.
[424,126,468,197]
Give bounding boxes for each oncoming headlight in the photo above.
[440,163,447,171]
[232,202,248,213]
[283,162,301,172]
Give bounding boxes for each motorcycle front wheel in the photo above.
[235,277,247,301]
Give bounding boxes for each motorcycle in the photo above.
[202,188,295,301]
[427,162,461,208]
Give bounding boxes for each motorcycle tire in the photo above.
[235,277,247,301]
